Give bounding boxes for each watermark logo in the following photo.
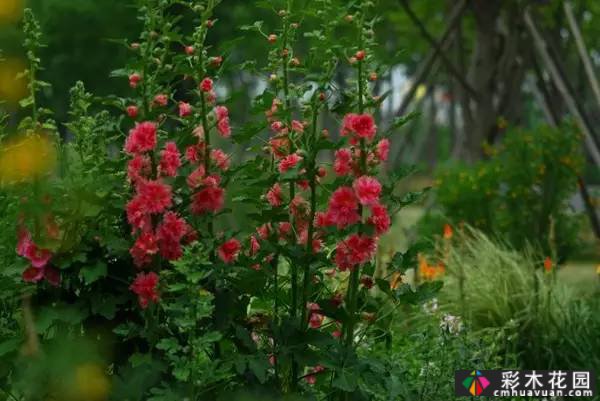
[455,370,596,397]
[462,370,490,396]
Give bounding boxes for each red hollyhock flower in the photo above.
[17,229,52,269]
[210,148,230,171]
[153,94,168,107]
[278,153,302,173]
[127,154,151,182]
[178,102,192,117]
[353,176,382,206]
[135,179,173,214]
[191,186,225,214]
[159,142,181,177]
[126,197,151,232]
[44,266,60,286]
[185,144,204,164]
[130,232,159,267]
[218,238,241,263]
[200,77,213,92]
[291,120,304,133]
[22,266,44,283]
[266,183,283,207]
[375,138,390,161]
[326,187,360,229]
[368,203,391,235]
[157,212,189,243]
[249,235,260,256]
[334,148,352,176]
[186,165,206,189]
[360,275,374,289]
[334,234,377,271]
[130,272,160,308]
[341,113,377,141]
[129,73,142,88]
[125,122,157,154]
[126,105,138,118]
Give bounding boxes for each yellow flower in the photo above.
[0,134,57,185]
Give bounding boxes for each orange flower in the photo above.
[443,223,453,240]
[418,254,445,281]
[543,256,552,272]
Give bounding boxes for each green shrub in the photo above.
[436,124,584,260]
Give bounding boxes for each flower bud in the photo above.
[268,34,278,44]
[355,50,366,61]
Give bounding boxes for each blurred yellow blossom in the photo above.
[0,134,57,184]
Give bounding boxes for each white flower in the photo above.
[440,314,463,335]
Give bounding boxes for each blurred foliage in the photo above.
[440,228,600,374]
[435,124,585,260]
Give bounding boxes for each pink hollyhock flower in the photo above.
[215,105,229,121]
[153,94,168,107]
[290,195,309,219]
[159,142,181,177]
[128,154,151,182]
[368,203,391,235]
[185,166,205,190]
[266,183,283,207]
[271,121,285,133]
[217,118,231,138]
[375,138,390,161]
[297,180,309,191]
[178,102,192,117]
[125,197,151,232]
[269,137,290,158]
[210,148,230,171]
[126,105,138,119]
[334,148,353,176]
[135,179,173,214]
[326,187,360,229]
[307,303,324,329]
[353,176,382,206]
[202,174,221,187]
[291,120,304,133]
[218,238,241,263]
[130,272,160,308]
[193,125,205,140]
[278,222,292,239]
[249,235,260,256]
[125,122,157,154]
[24,243,52,269]
[200,77,213,92]
[191,186,225,214]
[278,153,302,173]
[129,73,142,89]
[257,224,271,240]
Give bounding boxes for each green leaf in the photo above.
[80,261,107,285]
[333,370,358,392]
[248,356,269,384]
